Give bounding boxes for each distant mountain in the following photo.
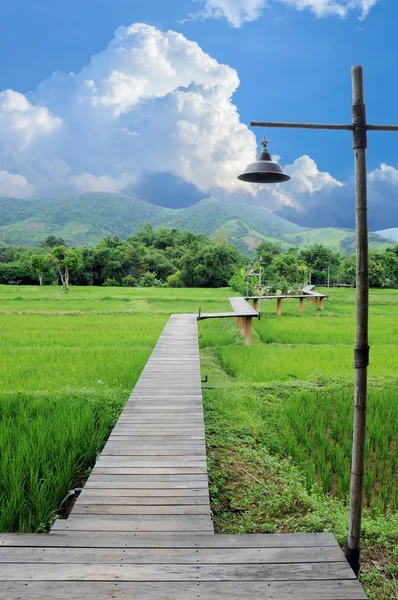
[284,228,393,255]
[376,228,398,243]
[0,192,393,255]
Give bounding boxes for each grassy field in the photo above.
[0,286,230,533]
[0,285,397,599]
[199,288,397,600]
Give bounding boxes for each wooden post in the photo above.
[276,298,282,316]
[253,298,259,312]
[309,297,313,305]
[239,317,246,337]
[319,297,324,311]
[314,297,319,307]
[345,65,369,577]
[299,297,304,313]
[244,317,252,346]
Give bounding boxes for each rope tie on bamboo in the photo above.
[354,344,370,369]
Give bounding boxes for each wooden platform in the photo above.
[198,296,258,320]
[0,313,367,599]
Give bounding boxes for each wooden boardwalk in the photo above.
[0,313,366,599]
[198,296,258,320]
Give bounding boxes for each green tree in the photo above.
[256,240,282,266]
[182,243,241,287]
[299,244,341,285]
[30,254,50,286]
[39,235,67,249]
[48,246,81,289]
[267,248,306,285]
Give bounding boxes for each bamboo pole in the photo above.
[345,65,369,577]
[247,64,398,576]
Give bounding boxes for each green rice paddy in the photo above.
[0,284,396,599]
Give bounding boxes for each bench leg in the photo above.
[239,317,246,337]
[319,298,324,311]
[277,298,282,316]
[244,317,252,346]
[253,299,259,312]
[299,298,304,313]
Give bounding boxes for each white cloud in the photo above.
[0,23,257,198]
[192,0,379,26]
[259,154,344,211]
[369,163,398,185]
[0,22,349,217]
[0,90,62,151]
[0,170,35,198]
[69,172,136,194]
[191,0,267,27]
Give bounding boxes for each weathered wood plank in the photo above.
[0,533,340,548]
[52,515,214,532]
[0,580,367,600]
[95,457,207,467]
[92,468,208,475]
[0,546,345,563]
[0,562,355,581]
[72,505,211,515]
[76,495,210,504]
[101,449,206,456]
[85,479,209,488]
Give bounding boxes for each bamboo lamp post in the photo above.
[238,65,398,576]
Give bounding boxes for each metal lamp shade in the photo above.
[238,142,290,184]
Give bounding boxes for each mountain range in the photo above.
[0,193,394,255]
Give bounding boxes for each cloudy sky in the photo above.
[0,0,397,230]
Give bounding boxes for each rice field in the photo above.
[0,285,227,531]
[0,284,397,531]
[200,287,398,513]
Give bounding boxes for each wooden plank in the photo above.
[106,435,205,440]
[85,480,209,488]
[0,580,367,599]
[76,495,210,504]
[52,515,214,532]
[101,449,206,455]
[0,562,355,581]
[92,468,208,475]
[0,545,345,563]
[95,458,207,467]
[72,505,211,515]
[0,533,340,548]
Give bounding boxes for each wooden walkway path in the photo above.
[198,296,258,320]
[0,313,366,599]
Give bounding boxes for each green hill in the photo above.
[0,193,302,249]
[284,228,392,254]
[0,192,393,254]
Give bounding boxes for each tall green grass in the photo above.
[216,344,398,382]
[0,286,235,532]
[0,391,124,532]
[278,386,398,512]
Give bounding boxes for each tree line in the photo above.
[0,226,397,289]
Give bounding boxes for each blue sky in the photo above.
[0,0,397,229]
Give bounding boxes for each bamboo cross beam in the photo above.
[251,121,398,132]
